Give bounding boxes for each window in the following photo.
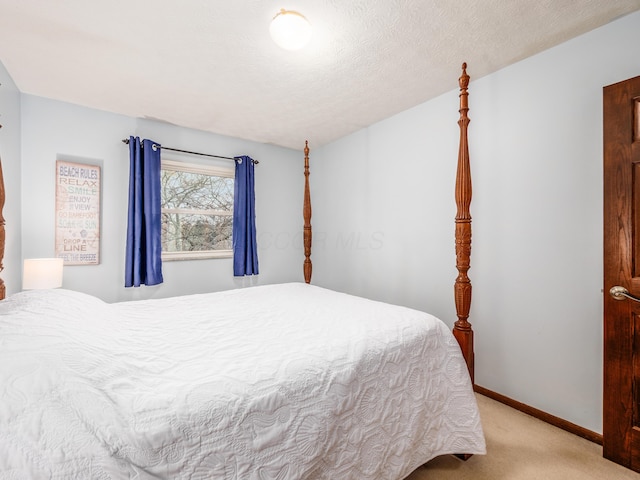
[161,159,234,260]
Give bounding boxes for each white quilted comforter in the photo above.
[0,283,484,479]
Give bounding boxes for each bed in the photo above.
[0,64,484,479]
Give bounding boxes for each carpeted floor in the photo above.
[406,394,640,480]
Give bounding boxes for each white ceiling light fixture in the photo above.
[269,8,312,51]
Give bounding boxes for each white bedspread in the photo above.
[0,283,484,479]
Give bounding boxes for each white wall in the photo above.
[20,95,306,302]
[0,61,22,296]
[312,10,640,434]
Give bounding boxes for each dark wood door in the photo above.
[603,74,640,471]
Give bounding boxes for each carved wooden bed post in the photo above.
[303,140,312,284]
[453,63,474,383]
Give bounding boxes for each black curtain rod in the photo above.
[121,139,259,164]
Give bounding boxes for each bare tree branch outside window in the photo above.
[160,161,234,259]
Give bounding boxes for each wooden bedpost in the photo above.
[303,141,312,284]
[453,63,474,383]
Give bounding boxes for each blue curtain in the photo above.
[125,136,164,287]
[233,156,259,276]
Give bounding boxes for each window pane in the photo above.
[162,213,232,252]
[161,170,234,211]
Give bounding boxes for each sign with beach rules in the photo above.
[55,160,101,265]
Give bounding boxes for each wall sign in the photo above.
[55,160,100,265]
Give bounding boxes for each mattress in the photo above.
[0,282,485,479]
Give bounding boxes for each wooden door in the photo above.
[603,74,640,471]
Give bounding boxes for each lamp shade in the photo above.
[269,9,312,50]
[23,258,64,290]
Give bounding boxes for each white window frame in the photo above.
[161,158,234,261]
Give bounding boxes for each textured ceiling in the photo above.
[1,0,639,150]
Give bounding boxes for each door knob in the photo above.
[609,286,640,302]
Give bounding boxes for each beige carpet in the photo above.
[406,394,640,480]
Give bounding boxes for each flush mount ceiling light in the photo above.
[269,9,312,51]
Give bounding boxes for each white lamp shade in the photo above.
[269,9,312,51]
[23,258,64,290]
